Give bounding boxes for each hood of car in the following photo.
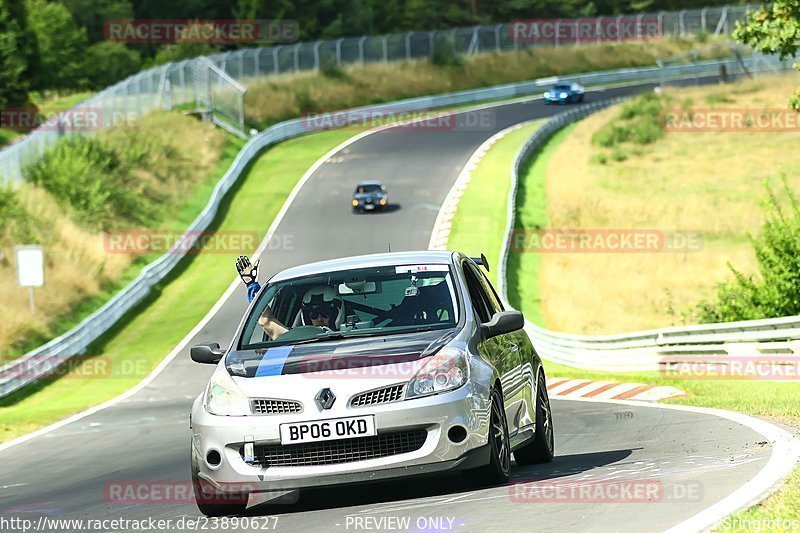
[226,328,457,379]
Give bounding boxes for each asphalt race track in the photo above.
[0,84,775,532]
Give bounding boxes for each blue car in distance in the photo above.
[543,82,585,104]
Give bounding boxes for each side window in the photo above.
[477,270,504,314]
[462,263,492,323]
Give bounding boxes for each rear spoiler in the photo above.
[471,254,490,272]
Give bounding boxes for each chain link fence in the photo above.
[0,4,764,187]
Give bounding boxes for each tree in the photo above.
[84,42,141,89]
[25,0,89,92]
[0,2,28,107]
[0,0,40,108]
[60,0,134,44]
[733,0,800,110]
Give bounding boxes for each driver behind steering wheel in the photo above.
[235,255,341,341]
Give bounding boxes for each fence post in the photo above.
[701,7,708,32]
[382,36,388,63]
[636,13,643,39]
[254,48,261,77]
[494,23,502,52]
[679,9,687,36]
[273,46,281,74]
[555,21,560,47]
[429,31,435,56]
[358,36,367,63]
[336,38,344,65]
[293,43,301,71]
[405,32,412,60]
[658,12,665,37]
[313,41,322,70]
[596,16,602,44]
[616,15,623,42]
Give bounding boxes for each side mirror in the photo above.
[481,310,524,339]
[190,343,225,364]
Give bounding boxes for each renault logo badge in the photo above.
[315,388,336,410]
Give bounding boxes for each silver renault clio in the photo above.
[189,251,553,515]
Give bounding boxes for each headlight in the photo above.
[544,91,551,98]
[560,92,568,98]
[407,348,469,399]
[352,199,359,206]
[205,366,250,416]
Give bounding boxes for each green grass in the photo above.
[1,137,246,363]
[505,124,576,325]
[445,112,800,525]
[447,121,543,288]
[0,129,21,148]
[0,127,362,442]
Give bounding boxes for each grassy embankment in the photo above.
[0,127,363,443]
[444,72,800,527]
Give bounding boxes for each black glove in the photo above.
[236,255,260,285]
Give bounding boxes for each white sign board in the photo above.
[15,245,44,287]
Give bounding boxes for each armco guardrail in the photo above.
[0,4,759,186]
[0,54,794,398]
[496,98,800,372]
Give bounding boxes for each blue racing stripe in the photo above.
[255,346,293,377]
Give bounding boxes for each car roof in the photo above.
[270,251,456,282]
[355,180,383,186]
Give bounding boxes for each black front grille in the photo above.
[251,399,303,415]
[244,430,427,467]
[350,384,405,407]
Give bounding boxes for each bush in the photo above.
[694,176,800,322]
[592,93,665,150]
[84,42,141,90]
[319,54,347,79]
[22,112,224,231]
[430,35,463,67]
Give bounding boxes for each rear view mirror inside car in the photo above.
[338,280,378,295]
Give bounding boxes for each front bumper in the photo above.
[191,382,489,493]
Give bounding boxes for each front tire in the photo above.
[464,389,511,486]
[514,371,554,465]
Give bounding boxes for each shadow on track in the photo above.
[242,448,634,516]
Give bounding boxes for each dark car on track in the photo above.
[352,181,388,212]
[543,82,585,104]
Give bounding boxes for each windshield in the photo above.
[239,264,459,349]
[355,184,383,194]
[553,85,572,91]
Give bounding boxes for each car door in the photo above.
[461,262,522,428]
[472,264,534,436]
